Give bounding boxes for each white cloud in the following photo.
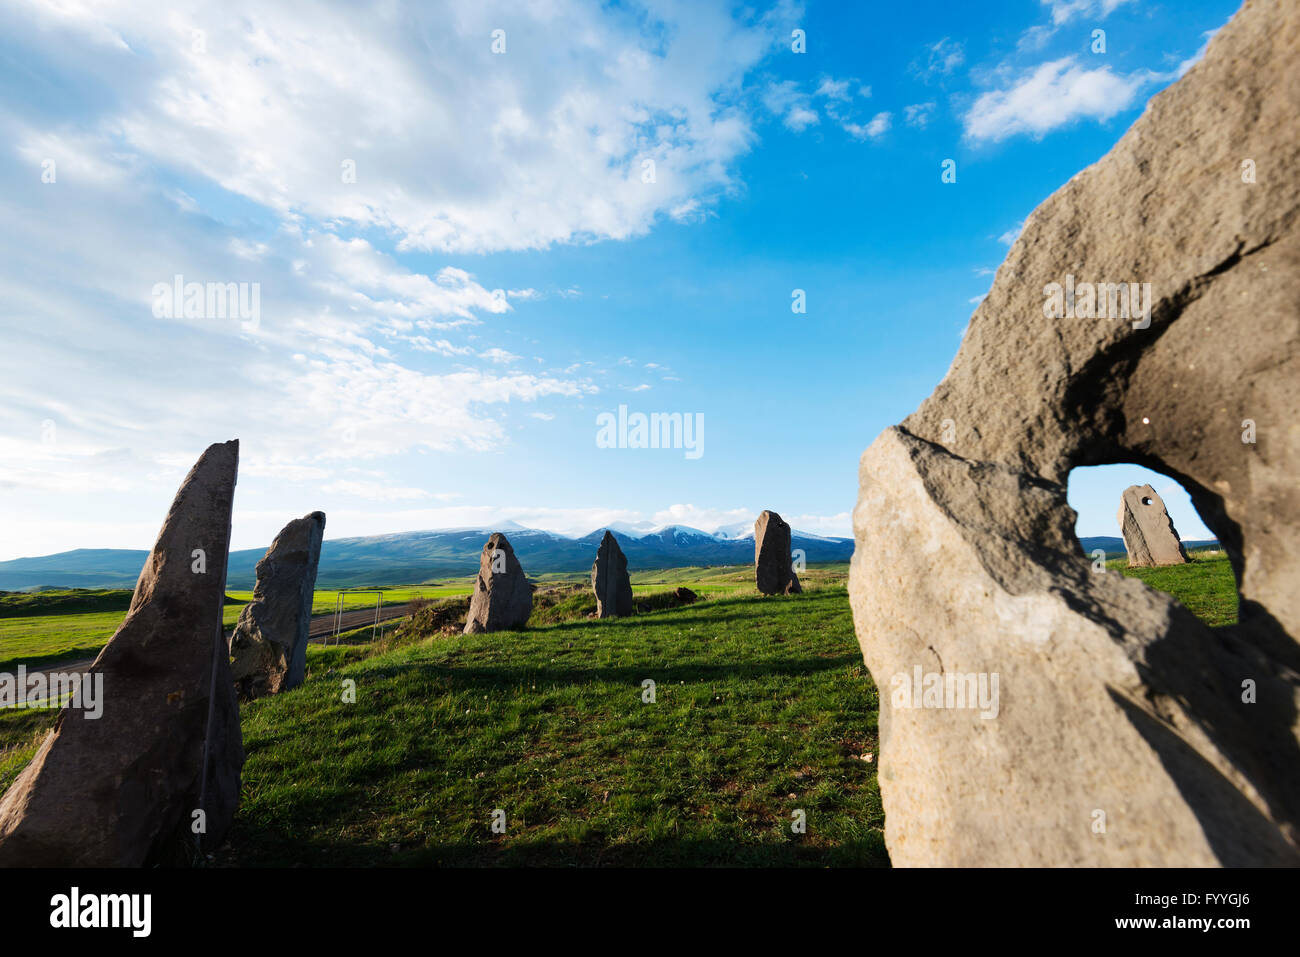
[1017,24,1057,53]
[963,57,1150,143]
[845,111,892,140]
[903,102,936,129]
[1042,0,1135,25]
[916,37,965,81]
[1169,28,1221,80]
[763,80,818,131]
[650,504,754,531]
[998,220,1025,245]
[814,77,853,101]
[783,511,853,537]
[410,338,474,356]
[320,480,436,502]
[786,106,820,132]
[765,74,884,141]
[9,0,789,255]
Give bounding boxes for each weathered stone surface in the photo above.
[591,531,634,618]
[229,510,326,700]
[673,587,698,604]
[1119,485,1188,567]
[464,533,533,633]
[849,0,1300,867]
[0,441,245,866]
[755,510,801,595]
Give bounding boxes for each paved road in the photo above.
[308,602,415,642]
[23,602,419,687]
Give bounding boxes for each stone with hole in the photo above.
[1119,485,1188,567]
[849,0,1300,867]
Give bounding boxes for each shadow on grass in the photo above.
[351,654,866,691]
[220,821,889,868]
[522,589,848,636]
[0,645,104,675]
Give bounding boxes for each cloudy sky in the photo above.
[0,0,1235,560]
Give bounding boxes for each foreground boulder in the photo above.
[1118,485,1188,567]
[464,533,533,633]
[229,510,326,700]
[591,531,634,618]
[0,441,245,866]
[754,510,801,595]
[849,0,1300,866]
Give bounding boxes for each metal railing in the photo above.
[326,589,385,646]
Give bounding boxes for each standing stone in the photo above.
[755,510,802,595]
[229,510,326,700]
[1119,485,1188,567]
[464,533,532,633]
[0,441,245,867]
[591,530,634,618]
[849,0,1300,867]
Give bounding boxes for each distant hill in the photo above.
[0,524,856,591]
[0,528,1223,592]
[1079,536,1220,559]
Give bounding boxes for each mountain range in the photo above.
[0,525,1221,592]
[0,522,855,591]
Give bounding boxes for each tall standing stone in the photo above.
[848,0,1300,867]
[1118,485,1188,567]
[464,532,532,633]
[229,510,326,700]
[755,510,801,595]
[0,440,245,866]
[591,530,634,618]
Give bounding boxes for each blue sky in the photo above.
[0,0,1237,560]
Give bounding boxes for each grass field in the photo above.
[1108,549,1237,627]
[0,552,1240,866]
[225,585,474,615]
[0,593,249,673]
[0,565,848,671]
[229,586,885,866]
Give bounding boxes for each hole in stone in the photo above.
[1067,463,1235,628]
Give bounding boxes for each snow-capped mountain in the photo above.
[0,522,856,590]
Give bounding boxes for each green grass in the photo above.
[0,599,248,672]
[0,586,461,672]
[227,587,885,867]
[0,588,135,618]
[0,554,1240,867]
[1111,549,1237,627]
[225,585,472,617]
[0,707,56,795]
[0,568,844,670]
